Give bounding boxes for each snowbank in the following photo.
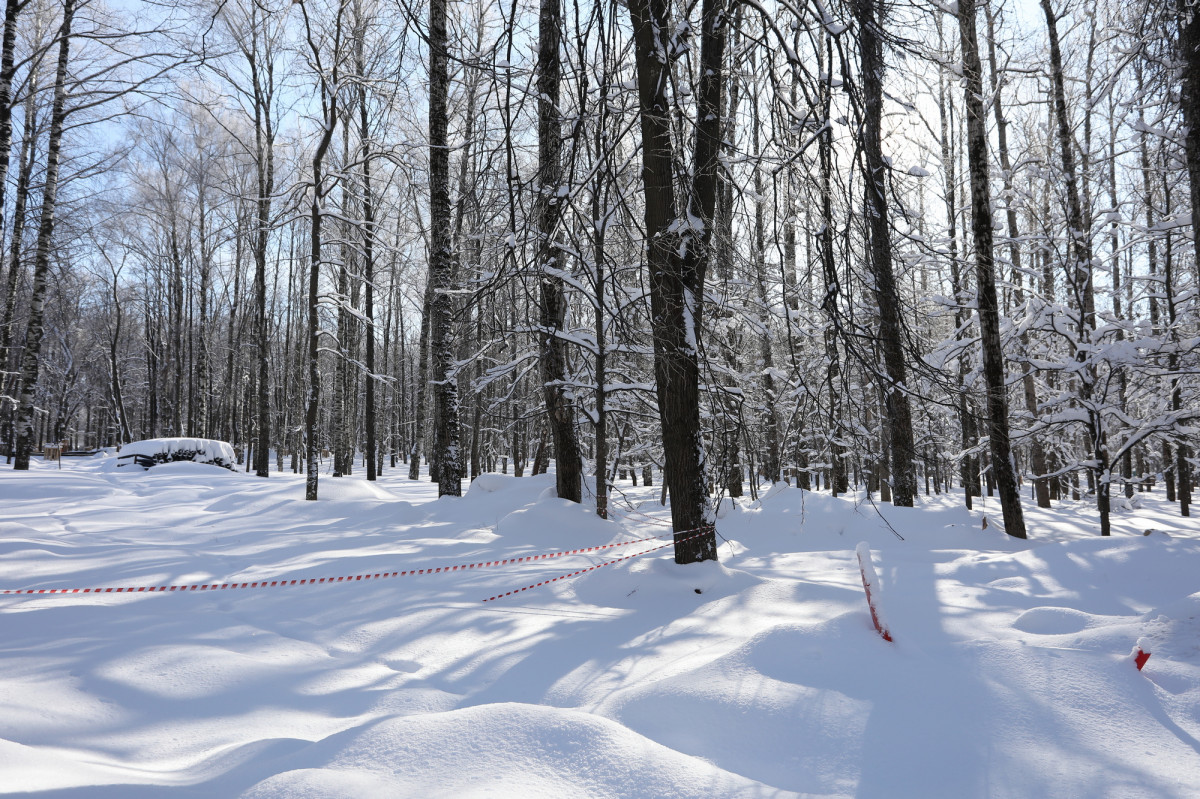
[115,437,237,470]
[1,461,1198,797]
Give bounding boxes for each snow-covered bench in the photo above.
[115,438,237,471]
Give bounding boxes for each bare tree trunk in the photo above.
[536,0,582,502]
[0,71,35,461]
[984,0,1049,509]
[856,0,918,505]
[628,0,726,562]
[592,74,611,517]
[429,0,461,497]
[409,278,432,481]
[1042,0,1109,535]
[818,33,847,497]
[750,64,781,485]
[1175,0,1198,516]
[253,94,274,477]
[298,1,341,500]
[12,0,73,470]
[959,0,1026,537]
[357,36,378,481]
[0,0,22,243]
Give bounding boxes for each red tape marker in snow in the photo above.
[481,526,715,602]
[856,543,893,643]
[1131,639,1151,670]
[0,531,687,597]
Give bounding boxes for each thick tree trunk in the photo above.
[959,0,1026,537]
[12,0,73,470]
[536,0,582,502]
[429,0,461,497]
[253,110,274,477]
[0,75,35,461]
[856,0,918,505]
[628,0,725,562]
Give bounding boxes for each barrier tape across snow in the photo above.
[0,527,713,597]
[481,527,715,602]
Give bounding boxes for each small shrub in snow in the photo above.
[117,438,237,471]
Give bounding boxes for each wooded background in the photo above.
[0,0,1195,548]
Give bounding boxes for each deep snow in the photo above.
[1,454,1197,797]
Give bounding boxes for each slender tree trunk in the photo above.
[750,67,781,484]
[1042,0,1108,535]
[169,222,185,434]
[358,42,378,481]
[12,0,73,470]
[1175,0,1198,516]
[592,97,610,518]
[409,279,432,481]
[818,34,846,496]
[303,90,337,501]
[109,274,132,443]
[984,0,1049,509]
[959,0,1026,537]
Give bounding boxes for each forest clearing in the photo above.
[1,455,1198,797]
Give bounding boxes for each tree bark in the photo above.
[855,0,918,505]
[959,0,1026,537]
[818,33,847,497]
[536,0,582,502]
[12,0,73,470]
[628,0,726,562]
[429,0,461,497]
[1042,0,1109,535]
[984,0,1050,509]
[358,37,378,481]
[0,69,35,461]
[1175,0,1198,517]
[409,278,432,481]
[253,81,274,478]
[298,1,340,501]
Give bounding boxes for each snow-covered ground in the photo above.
[2,454,1198,797]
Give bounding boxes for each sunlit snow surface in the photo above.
[1,455,1198,797]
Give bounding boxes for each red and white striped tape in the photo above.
[482,527,715,602]
[0,529,705,597]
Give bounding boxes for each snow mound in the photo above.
[1012,606,1095,635]
[493,494,617,548]
[315,477,399,502]
[466,472,518,494]
[240,702,789,799]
